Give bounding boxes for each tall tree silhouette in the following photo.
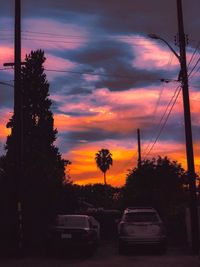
[124,156,187,214]
[95,149,113,185]
[4,50,66,252]
[124,156,188,244]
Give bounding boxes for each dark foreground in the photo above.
[0,241,199,267]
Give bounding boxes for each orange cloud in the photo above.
[65,139,200,187]
[0,109,12,145]
[118,35,179,70]
[52,84,200,186]
[62,139,142,187]
[0,46,14,67]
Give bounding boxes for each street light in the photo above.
[148,33,180,62]
[148,32,199,253]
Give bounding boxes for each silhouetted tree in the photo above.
[95,149,113,185]
[3,50,66,252]
[123,156,189,244]
[63,160,72,183]
[124,156,186,215]
[77,183,118,208]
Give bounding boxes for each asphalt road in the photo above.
[0,241,199,267]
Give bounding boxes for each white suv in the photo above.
[118,207,166,253]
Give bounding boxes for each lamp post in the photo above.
[148,25,199,254]
[148,33,180,62]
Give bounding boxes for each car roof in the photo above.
[124,207,157,213]
[57,214,90,219]
[125,206,155,210]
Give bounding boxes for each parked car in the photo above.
[118,207,167,253]
[47,214,100,255]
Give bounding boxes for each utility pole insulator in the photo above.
[174,34,179,46]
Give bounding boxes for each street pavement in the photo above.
[0,241,199,267]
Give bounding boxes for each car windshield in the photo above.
[56,216,89,228]
[124,212,159,222]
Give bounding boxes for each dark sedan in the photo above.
[47,214,100,255]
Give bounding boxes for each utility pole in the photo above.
[14,0,23,251]
[3,0,24,251]
[177,0,199,254]
[137,129,141,168]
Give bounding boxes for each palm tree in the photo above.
[95,149,113,185]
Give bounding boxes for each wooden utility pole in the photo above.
[137,129,141,168]
[14,0,23,250]
[177,0,199,254]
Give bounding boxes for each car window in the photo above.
[57,216,89,228]
[124,212,159,222]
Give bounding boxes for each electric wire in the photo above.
[188,56,200,78]
[189,65,200,81]
[142,53,176,156]
[187,42,200,68]
[0,29,151,40]
[0,66,168,82]
[144,86,182,158]
[115,149,138,176]
[44,68,161,81]
[21,38,160,47]
[150,54,174,122]
[143,85,180,156]
[0,31,171,47]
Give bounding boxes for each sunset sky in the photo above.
[0,0,200,186]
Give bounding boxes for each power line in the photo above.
[1,32,175,47]
[21,37,86,44]
[115,149,138,176]
[143,85,180,156]
[188,42,200,68]
[44,68,162,81]
[144,86,181,158]
[0,29,151,40]
[151,54,175,121]
[189,65,200,81]
[1,65,165,83]
[142,52,177,156]
[21,38,162,47]
[188,56,200,77]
